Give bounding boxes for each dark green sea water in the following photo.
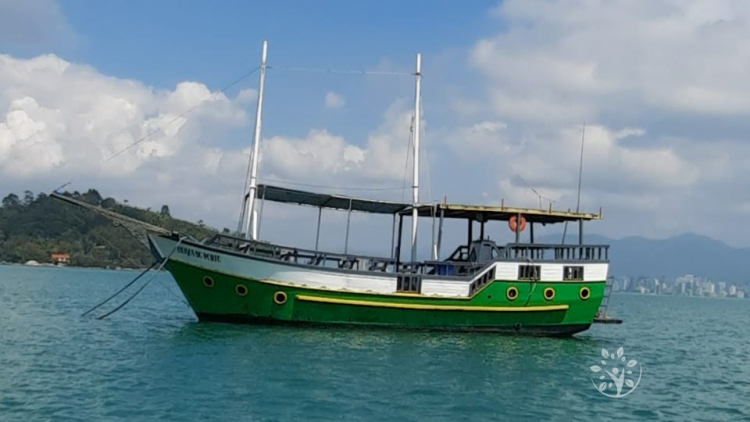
[0,265,748,421]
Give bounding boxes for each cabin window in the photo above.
[563,266,584,281]
[518,265,541,281]
[397,275,422,293]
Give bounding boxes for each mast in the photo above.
[243,40,269,240]
[410,53,422,262]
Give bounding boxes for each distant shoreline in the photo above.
[0,262,150,271]
[613,290,747,301]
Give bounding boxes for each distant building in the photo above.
[729,285,737,296]
[51,253,70,266]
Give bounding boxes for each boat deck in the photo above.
[203,233,610,279]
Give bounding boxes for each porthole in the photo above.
[273,291,288,305]
[579,286,591,301]
[543,287,556,301]
[202,276,215,288]
[235,284,248,297]
[506,286,519,301]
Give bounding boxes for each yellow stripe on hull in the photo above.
[296,295,569,312]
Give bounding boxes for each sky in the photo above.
[2,0,750,253]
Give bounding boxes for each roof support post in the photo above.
[437,208,444,259]
[578,219,584,260]
[315,206,323,251]
[390,213,397,259]
[579,219,583,245]
[467,219,473,247]
[344,198,352,254]
[431,204,437,260]
[243,40,268,240]
[480,219,485,240]
[515,213,521,244]
[410,53,422,263]
[396,214,404,267]
[257,185,267,239]
[530,222,535,244]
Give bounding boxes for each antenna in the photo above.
[562,123,586,244]
[575,123,586,213]
[514,174,556,209]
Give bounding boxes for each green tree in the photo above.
[0,188,217,268]
[2,193,20,208]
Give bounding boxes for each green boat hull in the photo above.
[165,259,605,336]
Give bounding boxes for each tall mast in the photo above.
[410,53,422,262]
[243,40,268,240]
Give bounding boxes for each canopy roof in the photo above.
[256,184,602,223]
[256,184,410,214]
[406,203,602,224]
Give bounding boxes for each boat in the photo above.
[55,41,618,335]
[145,41,614,336]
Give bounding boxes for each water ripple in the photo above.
[0,265,748,421]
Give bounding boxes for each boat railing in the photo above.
[504,243,609,261]
[446,245,470,262]
[205,234,401,272]
[202,235,608,278]
[203,234,487,276]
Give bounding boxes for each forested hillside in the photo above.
[0,189,220,268]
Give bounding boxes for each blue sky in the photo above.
[39,0,500,164]
[4,0,750,250]
[55,1,497,85]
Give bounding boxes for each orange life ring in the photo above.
[509,215,527,233]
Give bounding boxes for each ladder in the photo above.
[594,276,623,324]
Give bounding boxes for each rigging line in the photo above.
[401,114,415,202]
[62,201,187,309]
[97,237,184,320]
[153,275,189,306]
[261,178,404,192]
[102,66,261,164]
[237,148,255,234]
[52,66,261,194]
[269,66,411,76]
[62,201,188,311]
[63,204,148,269]
[419,89,432,203]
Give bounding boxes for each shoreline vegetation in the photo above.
[0,189,222,269]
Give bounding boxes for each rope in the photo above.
[401,114,415,202]
[96,237,184,320]
[270,66,410,76]
[81,260,159,317]
[153,274,189,306]
[57,200,189,309]
[420,89,432,202]
[52,66,261,193]
[61,204,149,269]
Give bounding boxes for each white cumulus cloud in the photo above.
[324,91,346,109]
